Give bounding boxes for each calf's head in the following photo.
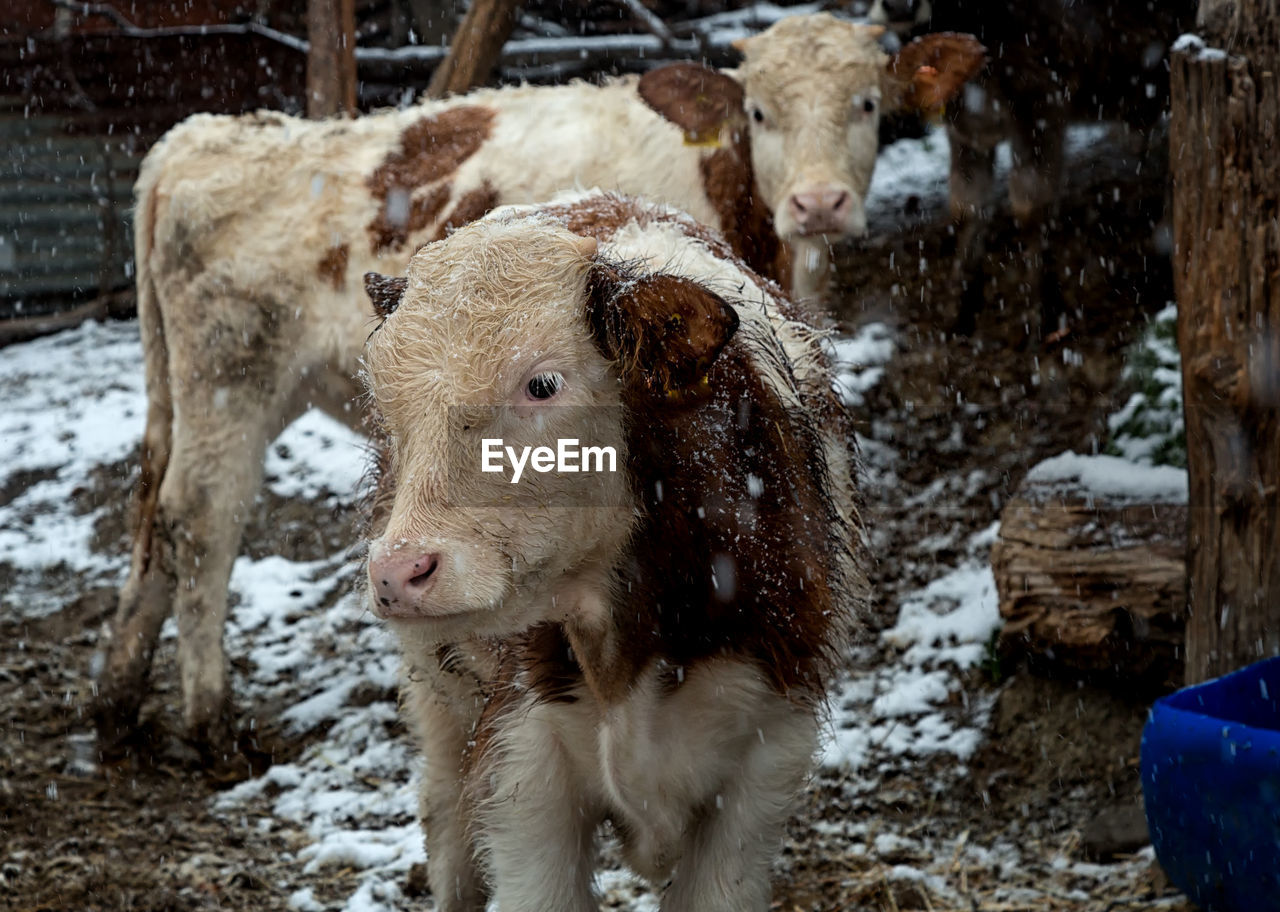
[730,13,984,241]
[362,218,739,644]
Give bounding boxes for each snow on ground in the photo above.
[0,320,146,594]
[822,521,1000,780]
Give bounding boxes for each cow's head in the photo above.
[362,215,739,645]
[730,13,983,242]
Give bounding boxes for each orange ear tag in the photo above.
[914,65,948,123]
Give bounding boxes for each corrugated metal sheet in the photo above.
[0,110,142,312]
[0,27,309,324]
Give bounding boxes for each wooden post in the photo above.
[307,0,357,118]
[1172,0,1280,683]
[426,0,522,99]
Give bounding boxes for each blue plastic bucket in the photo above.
[1141,655,1280,911]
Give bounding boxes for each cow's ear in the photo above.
[638,62,745,145]
[885,32,986,114]
[586,260,739,398]
[364,272,407,318]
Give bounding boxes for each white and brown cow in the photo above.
[361,192,867,912]
[93,13,977,747]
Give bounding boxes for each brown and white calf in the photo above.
[361,192,867,912]
[94,13,975,746]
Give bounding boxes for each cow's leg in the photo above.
[1008,110,1065,341]
[661,716,817,912]
[161,385,298,747]
[402,657,489,912]
[94,262,177,744]
[476,703,598,912]
[947,102,999,335]
[93,394,177,745]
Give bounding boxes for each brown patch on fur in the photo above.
[364,272,408,317]
[634,63,788,287]
[368,182,453,255]
[699,143,790,288]
[431,181,500,241]
[638,63,744,143]
[586,263,739,396]
[366,105,495,252]
[592,338,847,702]
[317,243,350,290]
[888,32,987,112]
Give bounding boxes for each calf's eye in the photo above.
[863,98,877,114]
[526,372,565,400]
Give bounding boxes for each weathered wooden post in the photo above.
[426,0,523,98]
[1171,0,1280,682]
[307,0,357,118]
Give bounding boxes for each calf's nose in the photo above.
[369,551,442,617]
[789,187,854,236]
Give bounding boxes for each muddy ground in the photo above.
[1,130,1192,911]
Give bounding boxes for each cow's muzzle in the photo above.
[788,184,861,238]
[369,550,446,618]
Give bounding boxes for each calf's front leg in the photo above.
[661,715,817,912]
[474,701,599,912]
[402,657,489,912]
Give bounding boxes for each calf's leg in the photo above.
[93,392,177,744]
[161,378,300,747]
[476,703,598,912]
[402,658,490,912]
[661,716,817,912]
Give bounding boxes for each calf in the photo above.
[871,0,1194,336]
[93,13,977,747]
[361,192,866,912]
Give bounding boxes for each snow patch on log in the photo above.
[1025,452,1188,504]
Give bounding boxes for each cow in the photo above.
[360,191,867,912]
[92,13,979,748]
[870,0,1195,337]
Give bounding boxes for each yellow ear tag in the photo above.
[682,123,725,148]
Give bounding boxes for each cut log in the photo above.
[992,461,1188,692]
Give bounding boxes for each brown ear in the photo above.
[364,272,407,317]
[586,260,739,397]
[886,32,986,113]
[638,63,745,145]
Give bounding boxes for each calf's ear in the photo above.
[886,32,986,114]
[364,272,407,318]
[586,261,739,398]
[638,62,745,146]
